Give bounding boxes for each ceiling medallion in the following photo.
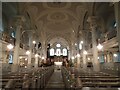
[47,12,68,22]
[43,2,71,9]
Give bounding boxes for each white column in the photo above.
[11,18,22,72]
[82,31,87,69]
[68,50,70,60]
[114,3,120,51]
[27,34,33,68]
[91,27,100,71]
[77,57,80,68]
[83,53,87,69]
[72,43,75,63]
[88,16,100,72]
[114,2,120,73]
[35,57,38,68]
[107,52,110,63]
[41,41,46,63]
[76,38,80,68]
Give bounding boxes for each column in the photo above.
[77,56,80,68]
[35,56,38,68]
[83,53,87,69]
[82,31,87,69]
[11,17,23,72]
[34,42,39,68]
[71,43,74,64]
[42,41,46,63]
[114,2,120,75]
[107,52,110,63]
[27,33,33,68]
[87,16,100,72]
[76,40,80,68]
[114,2,120,52]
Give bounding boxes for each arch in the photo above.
[35,9,79,22]
[47,36,70,50]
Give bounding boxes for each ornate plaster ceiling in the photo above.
[42,2,71,9]
[21,2,88,47]
[47,11,68,22]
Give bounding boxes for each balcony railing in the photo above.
[0,32,29,50]
[0,33,15,44]
[107,30,117,40]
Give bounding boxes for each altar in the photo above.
[54,62,63,70]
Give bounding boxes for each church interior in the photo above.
[0,1,120,90]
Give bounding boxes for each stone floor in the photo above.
[82,87,119,90]
[44,67,120,90]
[45,69,65,89]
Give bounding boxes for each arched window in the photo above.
[79,43,82,50]
[63,48,67,56]
[50,48,54,56]
[56,49,61,56]
[114,22,117,28]
[11,31,15,38]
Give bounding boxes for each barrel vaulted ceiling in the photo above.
[2,2,115,49]
[18,2,89,47]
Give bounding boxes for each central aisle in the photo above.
[45,68,65,89]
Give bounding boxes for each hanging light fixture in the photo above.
[83,50,87,55]
[42,57,45,60]
[113,53,117,57]
[7,44,14,50]
[32,41,36,44]
[97,43,103,50]
[35,54,39,57]
[77,54,80,57]
[80,41,83,44]
[26,50,30,55]
[71,57,74,60]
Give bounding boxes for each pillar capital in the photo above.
[87,16,98,29]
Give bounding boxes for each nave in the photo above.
[1,1,120,90]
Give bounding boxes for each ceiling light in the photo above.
[71,56,75,60]
[25,58,27,61]
[98,57,100,59]
[77,54,80,57]
[35,54,39,57]
[10,26,13,29]
[25,66,27,68]
[7,44,14,50]
[75,43,77,46]
[113,54,117,57]
[33,41,36,44]
[80,41,83,44]
[88,58,90,60]
[42,57,45,60]
[83,50,87,55]
[97,43,103,50]
[19,56,22,59]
